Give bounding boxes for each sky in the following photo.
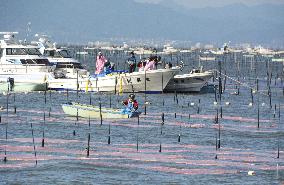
[135,0,284,8]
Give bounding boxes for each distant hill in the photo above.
[0,0,283,46]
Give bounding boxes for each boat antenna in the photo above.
[24,22,32,44]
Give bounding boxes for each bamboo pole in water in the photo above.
[13,93,16,114]
[108,121,111,145]
[99,98,102,126]
[144,70,147,115]
[3,92,9,162]
[30,122,38,166]
[159,113,164,152]
[42,112,45,147]
[215,133,218,159]
[137,115,139,152]
[87,116,91,157]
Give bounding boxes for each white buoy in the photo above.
[248,171,255,176]
[252,90,257,94]
[225,102,230,106]
[190,102,195,106]
[261,103,266,106]
[248,102,253,107]
[213,101,218,105]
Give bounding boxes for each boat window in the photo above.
[7,59,22,64]
[6,48,26,55]
[35,59,51,65]
[59,50,72,58]
[20,59,37,64]
[24,48,42,55]
[56,62,83,69]
[174,80,178,83]
[44,50,55,57]
[181,79,185,83]
[20,59,51,65]
[6,48,41,55]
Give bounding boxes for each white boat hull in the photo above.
[164,71,213,92]
[0,81,47,92]
[48,68,179,93]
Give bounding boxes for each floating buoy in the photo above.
[248,102,253,107]
[225,102,230,106]
[213,101,218,105]
[190,102,195,106]
[261,103,266,106]
[252,90,257,94]
[248,171,255,176]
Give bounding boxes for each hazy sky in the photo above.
[135,0,284,8]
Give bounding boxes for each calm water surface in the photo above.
[0,52,283,184]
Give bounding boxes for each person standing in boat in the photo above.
[144,56,156,71]
[127,51,136,73]
[121,94,139,114]
[95,51,107,74]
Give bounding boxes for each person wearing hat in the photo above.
[127,51,136,73]
[121,94,139,114]
[95,51,107,74]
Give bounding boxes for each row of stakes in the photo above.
[0,65,282,165]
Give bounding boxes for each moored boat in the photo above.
[34,34,89,79]
[48,68,179,93]
[0,32,54,92]
[62,102,141,119]
[164,69,213,92]
[0,78,47,92]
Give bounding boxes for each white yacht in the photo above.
[0,32,55,92]
[164,67,213,93]
[35,35,88,79]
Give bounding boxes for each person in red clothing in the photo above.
[121,94,139,113]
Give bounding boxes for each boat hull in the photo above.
[0,73,49,92]
[0,82,47,92]
[48,68,179,93]
[164,71,213,92]
[62,103,140,119]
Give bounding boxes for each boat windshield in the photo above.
[56,62,84,69]
[44,49,72,58]
[58,50,72,58]
[6,48,41,55]
[24,48,42,55]
[20,59,51,65]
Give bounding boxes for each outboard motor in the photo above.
[7,77,14,91]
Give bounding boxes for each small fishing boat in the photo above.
[164,68,213,92]
[62,102,141,119]
[49,67,180,93]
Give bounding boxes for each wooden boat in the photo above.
[62,102,141,119]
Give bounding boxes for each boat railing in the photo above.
[0,63,54,73]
